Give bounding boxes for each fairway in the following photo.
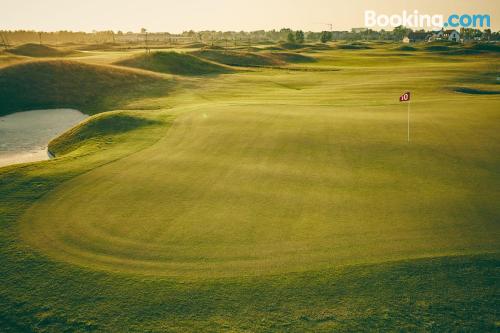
[19,51,500,277]
[1,42,499,331]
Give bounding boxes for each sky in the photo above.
[1,0,498,32]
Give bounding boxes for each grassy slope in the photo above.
[114,51,232,75]
[0,60,172,116]
[1,44,499,331]
[49,111,163,156]
[191,49,283,67]
[270,52,316,63]
[0,53,26,68]
[7,43,76,57]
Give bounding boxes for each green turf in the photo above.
[114,51,232,76]
[0,42,499,331]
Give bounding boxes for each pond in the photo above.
[0,109,88,168]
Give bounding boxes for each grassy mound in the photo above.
[395,45,417,51]
[204,45,225,50]
[279,42,305,50]
[468,43,500,52]
[7,43,75,57]
[179,42,207,49]
[262,45,284,51]
[77,42,120,51]
[191,49,281,67]
[0,54,25,68]
[431,43,500,56]
[114,51,231,76]
[337,43,372,50]
[308,43,333,50]
[0,60,168,116]
[270,52,316,63]
[453,87,500,95]
[425,45,451,52]
[232,46,262,52]
[49,111,161,156]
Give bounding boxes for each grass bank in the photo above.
[0,60,172,116]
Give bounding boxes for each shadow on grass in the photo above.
[452,87,500,95]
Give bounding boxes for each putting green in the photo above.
[20,61,499,277]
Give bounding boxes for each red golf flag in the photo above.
[399,92,410,102]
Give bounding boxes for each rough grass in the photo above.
[279,42,305,50]
[7,43,76,57]
[337,43,372,50]
[191,49,282,67]
[468,43,500,52]
[0,60,171,115]
[262,45,284,51]
[453,87,500,95]
[308,43,333,50]
[49,112,162,156]
[179,42,207,49]
[425,45,451,52]
[270,52,316,63]
[422,42,500,56]
[395,45,417,51]
[232,46,262,52]
[114,51,232,75]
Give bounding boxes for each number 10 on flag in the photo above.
[399,92,411,143]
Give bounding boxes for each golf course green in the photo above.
[0,42,499,331]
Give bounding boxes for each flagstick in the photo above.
[407,100,410,143]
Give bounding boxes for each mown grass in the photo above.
[0,42,499,331]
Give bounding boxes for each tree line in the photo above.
[1,27,498,47]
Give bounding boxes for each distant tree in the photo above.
[484,29,491,41]
[393,25,411,41]
[320,31,332,43]
[306,32,321,41]
[287,32,295,43]
[460,28,474,41]
[295,30,305,43]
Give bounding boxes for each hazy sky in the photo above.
[1,0,498,32]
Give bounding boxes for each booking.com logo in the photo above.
[365,10,491,29]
